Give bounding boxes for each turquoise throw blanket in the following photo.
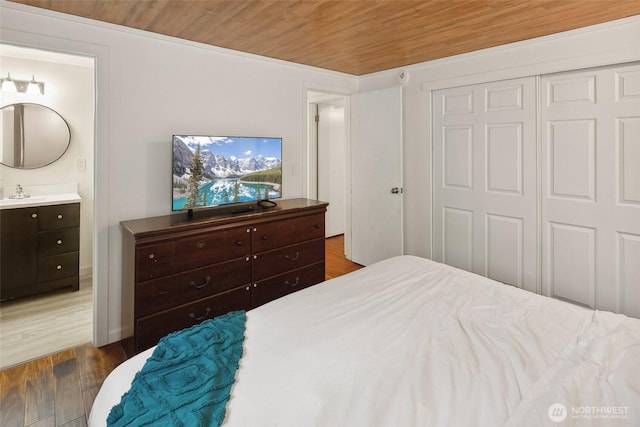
[107,311,246,427]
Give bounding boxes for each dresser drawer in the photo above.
[252,213,325,252]
[226,226,253,259]
[173,230,227,271]
[253,238,325,280]
[303,213,326,240]
[38,203,80,230]
[38,227,80,256]
[135,257,252,317]
[135,286,250,352]
[38,252,79,282]
[173,227,252,271]
[251,262,325,308]
[136,242,175,282]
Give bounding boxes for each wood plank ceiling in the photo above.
[8,0,640,75]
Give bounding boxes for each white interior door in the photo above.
[350,87,403,266]
[432,78,538,292]
[540,63,640,316]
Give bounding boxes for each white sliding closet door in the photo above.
[433,78,538,292]
[540,63,640,316]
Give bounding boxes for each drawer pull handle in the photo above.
[57,239,63,245]
[285,277,300,288]
[235,240,243,245]
[261,235,269,241]
[32,213,38,219]
[315,224,321,229]
[190,276,211,289]
[57,214,63,220]
[56,265,62,270]
[285,252,300,261]
[189,308,211,321]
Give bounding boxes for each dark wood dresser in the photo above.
[120,198,328,354]
[0,202,80,301]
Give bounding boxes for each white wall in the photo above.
[0,1,358,345]
[358,15,640,260]
[0,52,95,276]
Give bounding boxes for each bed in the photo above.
[89,255,640,426]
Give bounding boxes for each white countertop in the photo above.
[0,192,81,210]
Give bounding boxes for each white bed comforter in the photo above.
[89,256,640,426]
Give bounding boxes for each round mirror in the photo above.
[0,103,71,169]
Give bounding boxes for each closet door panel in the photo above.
[433,78,537,292]
[546,73,596,105]
[442,207,473,271]
[618,233,640,318]
[619,233,640,318]
[547,222,596,307]
[541,63,640,315]
[486,214,523,288]
[619,117,640,204]
[486,123,523,194]
[443,126,473,189]
[547,119,596,200]
[616,68,640,318]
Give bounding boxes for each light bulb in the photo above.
[0,73,17,93]
[26,76,42,95]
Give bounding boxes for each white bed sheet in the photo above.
[89,256,640,426]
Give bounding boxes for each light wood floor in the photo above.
[0,235,361,427]
[0,277,93,370]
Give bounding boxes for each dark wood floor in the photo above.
[0,235,361,427]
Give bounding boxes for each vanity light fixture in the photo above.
[0,73,45,95]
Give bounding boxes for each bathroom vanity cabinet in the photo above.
[0,202,80,301]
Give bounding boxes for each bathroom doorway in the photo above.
[0,44,95,369]
[307,90,349,253]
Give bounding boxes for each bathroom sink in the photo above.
[0,193,81,209]
[0,196,47,205]
[0,196,47,206]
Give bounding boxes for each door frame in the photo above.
[0,42,101,352]
[304,87,352,258]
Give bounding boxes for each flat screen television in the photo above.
[172,135,282,212]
